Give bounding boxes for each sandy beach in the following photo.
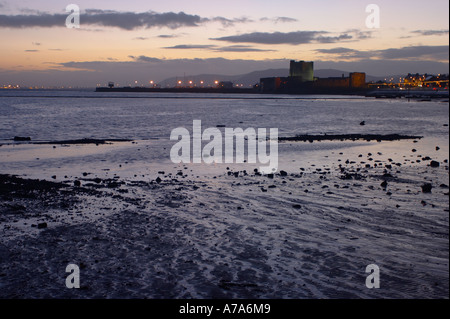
[0,134,448,299]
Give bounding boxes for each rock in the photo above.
[360,121,366,126]
[381,181,388,188]
[430,160,440,168]
[13,136,31,141]
[267,174,274,179]
[421,183,432,193]
[155,177,162,184]
[37,222,47,229]
[74,180,81,187]
[436,146,440,151]
[292,204,302,209]
[280,170,288,176]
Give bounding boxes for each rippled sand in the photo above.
[0,138,448,299]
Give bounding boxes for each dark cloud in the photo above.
[162,43,275,52]
[133,37,148,40]
[211,31,354,45]
[274,17,298,23]
[0,10,253,30]
[377,45,449,60]
[316,47,360,54]
[128,55,162,62]
[316,34,353,43]
[411,30,449,36]
[316,45,449,62]
[158,34,179,38]
[345,29,373,40]
[212,31,318,45]
[213,45,275,52]
[32,42,41,46]
[207,16,253,27]
[81,10,202,30]
[24,49,39,52]
[163,44,217,49]
[260,16,298,23]
[0,12,66,28]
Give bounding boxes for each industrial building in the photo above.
[313,72,366,89]
[289,60,314,82]
[260,60,367,94]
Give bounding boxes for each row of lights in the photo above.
[177,80,219,85]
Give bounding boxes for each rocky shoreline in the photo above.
[0,141,448,298]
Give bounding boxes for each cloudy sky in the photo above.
[0,0,449,87]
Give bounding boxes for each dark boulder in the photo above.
[421,183,433,193]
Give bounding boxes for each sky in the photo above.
[0,0,449,87]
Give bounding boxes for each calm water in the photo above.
[0,90,448,142]
[0,90,448,179]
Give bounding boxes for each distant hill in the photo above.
[159,68,385,87]
[158,69,289,88]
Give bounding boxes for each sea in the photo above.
[0,89,448,180]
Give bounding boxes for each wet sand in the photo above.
[0,137,448,299]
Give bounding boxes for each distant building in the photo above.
[218,81,233,89]
[260,77,286,93]
[108,81,115,88]
[314,73,366,89]
[259,60,367,94]
[260,60,314,93]
[289,60,314,82]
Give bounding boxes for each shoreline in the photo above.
[1,137,448,299]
